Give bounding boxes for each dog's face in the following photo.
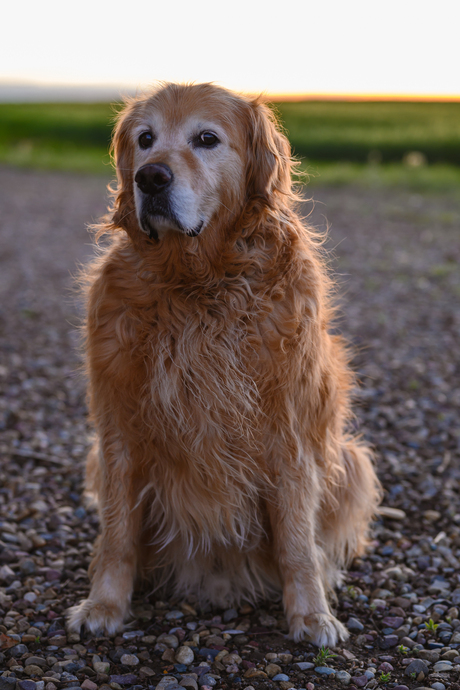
[131,99,247,240]
[111,84,292,243]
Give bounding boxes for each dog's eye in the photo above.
[196,131,219,148]
[138,131,154,149]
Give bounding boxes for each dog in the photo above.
[67,83,381,646]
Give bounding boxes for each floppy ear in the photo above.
[246,99,293,202]
[109,100,139,234]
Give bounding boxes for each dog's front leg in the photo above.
[67,437,141,636]
[268,469,348,647]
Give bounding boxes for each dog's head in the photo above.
[110,83,293,243]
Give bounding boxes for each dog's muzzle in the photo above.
[135,163,204,240]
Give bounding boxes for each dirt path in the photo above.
[0,166,460,690]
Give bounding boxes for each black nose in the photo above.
[135,163,173,196]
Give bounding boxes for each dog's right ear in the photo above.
[109,100,139,234]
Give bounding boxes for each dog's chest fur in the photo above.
[89,244,287,552]
[140,295,269,554]
[147,297,261,446]
[93,242,291,451]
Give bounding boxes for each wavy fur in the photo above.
[67,83,381,645]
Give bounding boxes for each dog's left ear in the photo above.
[246,99,292,202]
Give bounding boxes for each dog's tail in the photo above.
[320,440,382,587]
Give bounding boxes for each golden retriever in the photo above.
[67,83,381,646]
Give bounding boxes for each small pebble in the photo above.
[223,608,238,622]
[441,649,457,661]
[155,677,179,690]
[19,558,36,574]
[109,675,138,685]
[315,667,336,676]
[347,617,364,632]
[336,670,351,685]
[24,666,45,678]
[180,679,198,690]
[165,610,184,620]
[81,682,98,690]
[0,681,17,690]
[382,616,404,628]
[24,591,38,603]
[266,664,282,677]
[200,648,221,661]
[418,650,440,662]
[19,682,37,690]
[122,630,144,640]
[157,634,180,649]
[11,644,29,657]
[244,669,268,679]
[198,675,216,687]
[432,661,453,672]
[175,646,195,665]
[26,658,47,669]
[404,659,429,677]
[295,662,314,670]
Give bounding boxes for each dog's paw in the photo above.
[67,598,127,637]
[289,612,349,646]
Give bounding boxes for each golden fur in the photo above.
[67,83,381,646]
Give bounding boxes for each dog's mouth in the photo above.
[140,202,204,241]
[184,220,204,238]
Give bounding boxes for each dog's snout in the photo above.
[135,163,173,196]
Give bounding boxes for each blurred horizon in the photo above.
[1,80,459,104]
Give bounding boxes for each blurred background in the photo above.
[1,0,459,188]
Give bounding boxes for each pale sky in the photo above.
[3,0,459,96]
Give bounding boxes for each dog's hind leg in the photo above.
[67,434,142,636]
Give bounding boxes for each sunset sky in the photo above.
[3,0,459,98]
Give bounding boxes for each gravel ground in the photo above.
[0,165,459,690]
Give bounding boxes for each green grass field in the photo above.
[0,103,114,174]
[1,100,460,189]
